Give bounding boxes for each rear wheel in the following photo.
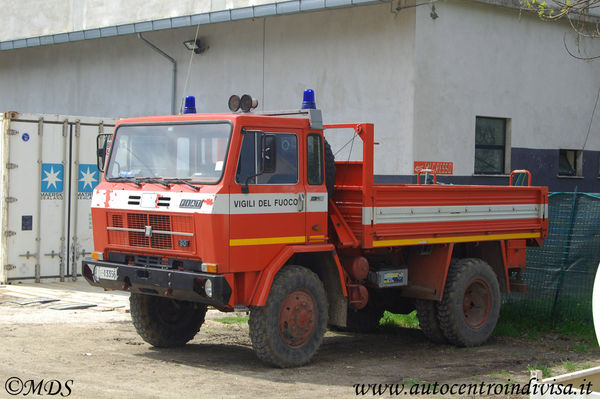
[130,293,207,347]
[437,258,500,347]
[249,265,328,368]
[415,299,447,344]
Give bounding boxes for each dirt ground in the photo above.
[0,282,598,399]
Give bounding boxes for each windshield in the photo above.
[105,122,232,184]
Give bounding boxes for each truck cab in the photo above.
[86,109,333,309]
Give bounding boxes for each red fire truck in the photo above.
[83,91,548,367]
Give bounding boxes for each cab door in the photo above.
[305,133,328,244]
[229,129,306,273]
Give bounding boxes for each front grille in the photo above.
[150,214,171,249]
[106,212,194,252]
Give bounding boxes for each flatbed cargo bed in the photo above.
[334,181,548,249]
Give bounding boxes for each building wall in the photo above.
[0,0,279,41]
[1,0,598,191]
[0,3,416,176]
[412,0,600,191]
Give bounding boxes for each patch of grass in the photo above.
[554,320,597,342]
[493,320,519,338]
[403,377,421,385]
[562,360,577,373]
[574,342,589,354]
[380,310,419,329]
[214,316,249,324]
[526,327,541,340]
[489,371,511,379]
[527,364,551,378]
[495,301,597,346]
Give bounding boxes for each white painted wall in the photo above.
[412,0,600,175]
[0,0,279,41]
[1,0,598,178]
[0,3,416,174]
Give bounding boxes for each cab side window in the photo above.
[236,131,298,185]
[307,134,324,185]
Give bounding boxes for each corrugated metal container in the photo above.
[0,112,116,283]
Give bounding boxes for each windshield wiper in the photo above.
[137,178,171,188]
[108,177,142,187]
[163,178,201,191]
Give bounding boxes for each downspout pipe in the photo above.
[137,33,177,115]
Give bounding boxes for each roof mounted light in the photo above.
[228,94,258,113]
[228,95,241,112]
[301,89,316,109]
[240,94,258,112]
[183,96,196,114]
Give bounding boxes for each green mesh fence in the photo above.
[504,191,600,323]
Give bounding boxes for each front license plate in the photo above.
[94,266,118,281]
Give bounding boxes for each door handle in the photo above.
[298,193,305,212]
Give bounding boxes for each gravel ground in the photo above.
[0,282,598,399]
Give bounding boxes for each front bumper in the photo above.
[82,258,232,308]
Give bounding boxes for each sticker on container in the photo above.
[78,164,99,193]
[22,133,30,142]
[41,163,64,193]
[22,215,32,231]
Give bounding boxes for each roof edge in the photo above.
[0,0,391,51]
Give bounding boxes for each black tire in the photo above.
[130,293,207,347]
[437,258,500,347]
[324,140,336,198]
[415,299,447,344]
[249,265,328,368]
[344,304,384,333]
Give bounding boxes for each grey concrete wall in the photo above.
[0,0,278,41]
[2,0,598,179]
[412,0,600,176]
[0,3,416,174]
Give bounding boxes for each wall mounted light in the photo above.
[430,4,439,19]
[183,39,208,54]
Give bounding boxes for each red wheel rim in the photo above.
[278,290,317,348]
[462,279,492,329]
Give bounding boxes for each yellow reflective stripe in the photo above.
[229,236,306,247]
[309,235,326,240]
[372,232,541,247]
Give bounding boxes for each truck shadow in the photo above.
[132,323,578,387]
[134,327,468,386]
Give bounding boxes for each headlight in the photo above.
[204,279,213,298]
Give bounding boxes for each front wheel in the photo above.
[130,293,207,347]
[249,265,328,368]
[437,258,500,347]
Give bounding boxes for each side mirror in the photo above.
[97,134,112,173]
[261,134,276,173]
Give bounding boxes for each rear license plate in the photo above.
[94,266,118,281]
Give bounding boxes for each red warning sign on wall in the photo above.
[413,161,454,175]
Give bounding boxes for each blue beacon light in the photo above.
[301,89,316,109]
[183,96,196,114]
